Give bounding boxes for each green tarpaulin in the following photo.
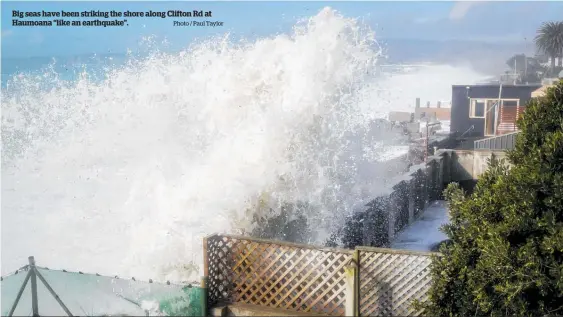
[1,266,204,316]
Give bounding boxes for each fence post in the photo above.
[29,256,39,317]
[345,264,354,316]
[354,250,360,317]
[345,250,360,317]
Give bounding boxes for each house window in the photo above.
[470,99,486,118]
[502,100,519,108]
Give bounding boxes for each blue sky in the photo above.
[2,1,563,58]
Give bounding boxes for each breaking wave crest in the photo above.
[1,7,488,282]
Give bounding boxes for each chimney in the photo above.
[437,101,441,108]
[426,101,430,108]
[415,98,420,109]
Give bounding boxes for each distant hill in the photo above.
[377,38,531,74]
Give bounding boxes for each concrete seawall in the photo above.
[340,148,509,249]
[249,139,509,250]
[339,152,445,248]
[446,149,509,181]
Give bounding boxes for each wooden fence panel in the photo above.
[205,234,235,306]
[205,234,353,316]
[206,235,438,317]
[357,247,434,317]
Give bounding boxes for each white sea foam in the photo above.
[1,7,489,282]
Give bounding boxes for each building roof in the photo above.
[532,85,555,98]
[452,84,542,88]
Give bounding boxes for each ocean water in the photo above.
[1,53,130,88]
[1,7,490,283]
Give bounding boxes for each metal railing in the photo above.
[474,131,520,150]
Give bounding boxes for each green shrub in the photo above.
[423,80,563,316]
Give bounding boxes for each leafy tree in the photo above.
[422,80,563,316]
[535,21,563,74]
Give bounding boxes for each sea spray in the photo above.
[1,7,489,283]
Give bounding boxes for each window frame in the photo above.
[469,98,487,118]
[469,98,521,119]
[500,99,520,108]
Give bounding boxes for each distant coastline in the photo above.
[2,37,527,88]
[2,37,532,62]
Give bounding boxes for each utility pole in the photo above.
[514,57,517,85]
[524,55,528,81]
[524,37,529,82]
[494,84,503,136]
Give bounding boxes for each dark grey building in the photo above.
[450,84,541,139]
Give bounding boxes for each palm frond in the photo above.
[534,21,563,57]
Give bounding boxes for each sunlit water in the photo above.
[1,8,489,282]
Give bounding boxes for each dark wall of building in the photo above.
[450,85,541,138]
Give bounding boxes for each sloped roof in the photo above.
[532,85,555,98]
[1,266,202,316]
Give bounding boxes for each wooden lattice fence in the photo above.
[204,234,354,316]
[204,234,438,316]
[357,247,434,317]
